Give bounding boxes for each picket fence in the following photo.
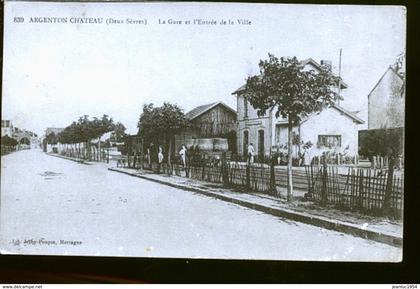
[305,165,403,217]
[58,146,110,163]
[124,157,404,218]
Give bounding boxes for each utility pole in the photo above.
[338,48,342,105]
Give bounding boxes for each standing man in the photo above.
[146,147,151,166]
[158,145,164,173]
[247,142,255,164]
[179,145,187,168]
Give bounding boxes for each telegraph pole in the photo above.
[338,48,342,105]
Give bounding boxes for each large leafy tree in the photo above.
[137,102,189,165]
[45,132,58,145]
[1,135,18,147]
[111,122,127,143]
[243,54,341,201]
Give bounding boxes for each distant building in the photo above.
[186,102,237,137]
[1,120,13,137]
[2,120,40,149]
[12,130,38,149]
[43,127,64,152]
[359,53,405,160]
[30,136,41,149]
[45,127,64,137]
[368,53,405,130]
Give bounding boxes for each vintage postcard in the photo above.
[1,1,405,261]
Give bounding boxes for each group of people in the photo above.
[142,142,256,168]
[144,143,189,168]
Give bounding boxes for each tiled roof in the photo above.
[185,102,236,120]
[332,104,364,124]
[298,104,364,124]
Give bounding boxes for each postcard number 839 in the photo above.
[14,17,25,23]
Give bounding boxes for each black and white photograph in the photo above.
[1,1,406,262]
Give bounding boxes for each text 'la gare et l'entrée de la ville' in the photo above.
[21,16,251,26]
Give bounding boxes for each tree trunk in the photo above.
[83,142,86,159]
[287,118,293,202]
[140,138,143,169]
[167,136,172,172]
[98,137,101,162]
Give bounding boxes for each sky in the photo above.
[3,2,406,136]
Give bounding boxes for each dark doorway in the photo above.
[243,130,249,157]
[258,129,265,161]
[226,131,237,154]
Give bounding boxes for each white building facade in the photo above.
[368,53,405,130]
[233,58,364,163]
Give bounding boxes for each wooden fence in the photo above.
[305,165,403,217]
[122,157,403,217]
[129,158,308,194]
[58,147,110,163]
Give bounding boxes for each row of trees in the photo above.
[44,115,127,155]
[1,135,31,155]
[2,135,19,147]
[1,135,30,146]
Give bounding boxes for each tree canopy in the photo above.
[110,122,127,143]
[57,115,126,144]
[244,54,341,124]
[137,102,189,164]
[45,132,59,145]
[137,102,189,143]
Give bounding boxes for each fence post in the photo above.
[383,157,395,216]
[222,152,228,185]
[269,155,276,195]
[358,169,364,210]
[186,158,190,178]
[246,161,251,190]
[321,153,328,206]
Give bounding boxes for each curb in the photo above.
[108,167,402,248]
[46,153,91,165]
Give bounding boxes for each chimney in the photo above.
[320,60,332,72]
